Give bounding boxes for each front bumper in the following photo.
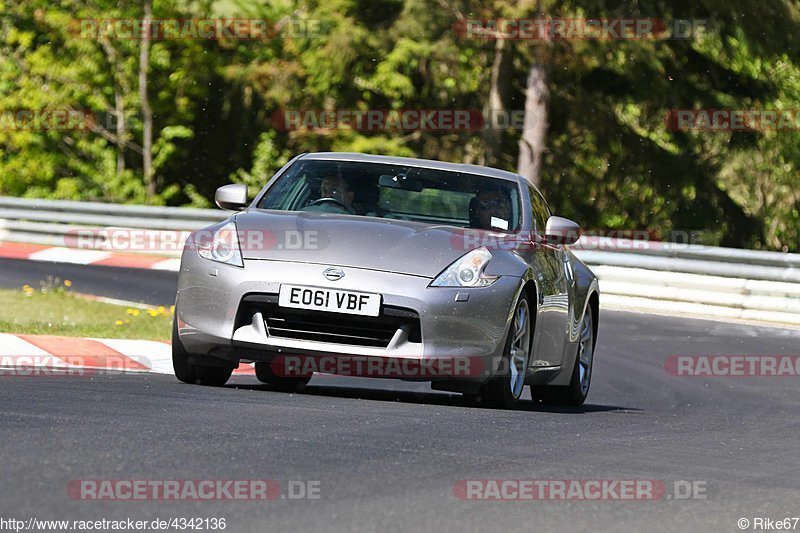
[176,253,523,381]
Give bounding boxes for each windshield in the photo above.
[257,159,522,232]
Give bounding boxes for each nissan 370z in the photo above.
[172,152,599,408]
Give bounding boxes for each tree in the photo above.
[1,0,798,250]
[139,0,154,199]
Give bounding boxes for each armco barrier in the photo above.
[1,196,798,325]
[0,196,226,254]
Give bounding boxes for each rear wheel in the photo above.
[255,362,310,392]
[172,319,232,387]
[533,305,595,406]
[480,294,533,409]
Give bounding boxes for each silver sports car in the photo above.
[173,152,599,408]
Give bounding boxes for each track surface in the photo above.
[1,258,799,531]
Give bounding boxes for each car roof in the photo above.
[299,152,523,183]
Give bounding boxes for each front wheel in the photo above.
[480,294,533,409]
[172,319,232,387]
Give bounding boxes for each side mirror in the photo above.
[215,184,248,211]
[544,216,580,245]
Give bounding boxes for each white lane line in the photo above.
[27,247,112,265]
[72,292,158,310]
[151,258,181,271]
[600,295,800,330]
[0,334,69,367]
[92,338,173,374]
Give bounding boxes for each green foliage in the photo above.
[230,130,291,197]
[1,0,799,250]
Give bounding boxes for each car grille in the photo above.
[236,294,421,348]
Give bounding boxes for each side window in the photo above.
[528,186,549,238]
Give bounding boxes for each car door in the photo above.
[524,185,571,368]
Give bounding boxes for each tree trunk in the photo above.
[114,88,126,175]
[99,39,129,177]
[480,37,508,167]
[139,0,154,199]
[516,64,549,187]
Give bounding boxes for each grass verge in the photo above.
[0,280,172,340]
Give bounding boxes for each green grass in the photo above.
[0,285,173,341]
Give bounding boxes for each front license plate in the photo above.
[278,285,381,317]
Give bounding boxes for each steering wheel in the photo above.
[307,197,351,212]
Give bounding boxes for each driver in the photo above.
[320,174,354,209]
[304,173,356,214]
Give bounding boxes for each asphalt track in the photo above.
[1,257,799,532]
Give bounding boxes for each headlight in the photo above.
[196,221,243,267]
[430,247,498,287]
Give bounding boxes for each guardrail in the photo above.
[0,196,226,255]
[1,196,798,325]
[572,244,800,325]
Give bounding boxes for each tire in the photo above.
[532,304,595,406]
[255,361,310,392]
[480,293,533,409]
[172,318,232,387]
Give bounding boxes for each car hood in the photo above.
[233,210,475,278]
